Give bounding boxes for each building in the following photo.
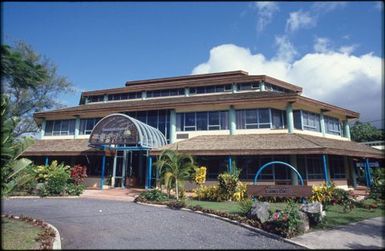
[22,71,384,190]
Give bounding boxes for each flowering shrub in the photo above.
[193,166,207,186]
[331,188,355,212]
[70,164,87,185]
[310,182,335,207]
[232,181,247,201]
[193,185,220,201]
[218,173,238,201]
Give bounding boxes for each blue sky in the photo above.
[2,1,384,127]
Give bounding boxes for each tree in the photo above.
[350,121,385,142]
[1,94,34,196]
[1,42,73,137]
[155,149,196,200]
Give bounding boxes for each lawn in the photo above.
[1,217,43,250]
[186,198,385,229]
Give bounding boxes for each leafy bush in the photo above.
[138,189,169,202]
[66,183,86,196]
[193,185,220,201]
[369,168,385,201]
[232,181,247,201]
[238,198,254,216]
[46,164,71,195]
[218,173,238,201]
[332,188,355,212]
[193,166,207,186]
[70,164,87,185]
[310,183,335,208]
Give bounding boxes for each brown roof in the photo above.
[151,133,384,159]
[82,71,302,96]
[34,91,298,120]
[21,139,101,156]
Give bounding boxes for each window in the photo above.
[176,111,229,131]
[271,109,285,129]
[293,110,302,130]
[87,95,104,103]
[45,120,75,136]
[79,118,101,135]
[325,116,341,135]
[128,92,142,99]
[329,156,346,178]
[302,111,321,132]
[108,93,129,101]
[237,82,260,91]
[306,156,323,179]
[147,88,184,98]
[236,108,273,129]
[189,84,232,95]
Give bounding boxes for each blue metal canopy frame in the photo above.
[253,161,305,186]
[87,113,167,190]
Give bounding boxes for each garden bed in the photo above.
[1,214,56,250]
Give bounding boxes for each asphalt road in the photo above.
[2,198,301,249]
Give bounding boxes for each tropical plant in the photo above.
[232,181,248,201]
[310,182,335,208]
[155,149,196,200]
[193,166,207,186]
[217,167,241,201]
[193,185,220,201]
[1,94,34,196]
[238,198,254,216]
[70,164,88,185]
[369,168,385,200]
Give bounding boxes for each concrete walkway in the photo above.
[79,188,144,201]
[291,217,385,249]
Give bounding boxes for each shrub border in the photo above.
[135,201,307,248]
[1,214,62,250]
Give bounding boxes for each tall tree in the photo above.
[1,42,73,137]
[350,121,385,142]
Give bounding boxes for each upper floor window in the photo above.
[147,88,184,98]
[237,82,260,91]
[236,108,285,130]
[190,84,232,95]
[87,95,104,103]
[324,115,341,135]
[79,118,101,135]
[107,92,142,101]
[302,111,321,132]
[45,120,75,136]
[176,111,228,131]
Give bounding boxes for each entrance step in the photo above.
[80,188,145,202]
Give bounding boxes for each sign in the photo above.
[356,162,379,168]
[89,115,139,145]
[247,185,313,198]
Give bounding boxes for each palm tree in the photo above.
[155,149,196,200]
[1,94,34,196]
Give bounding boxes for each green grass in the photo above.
[1,218,43,250]
[186,199,385,230]
[315,202,385,230]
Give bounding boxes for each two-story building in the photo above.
[22,71,384,190]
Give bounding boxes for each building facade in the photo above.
[22,71,384,190]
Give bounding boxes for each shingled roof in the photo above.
[21,139,100,156]
[151,133,384,159]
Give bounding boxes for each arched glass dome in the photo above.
[88,113,167,148]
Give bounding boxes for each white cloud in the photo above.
[254,2,279,32]
[286,10,316,32]
[312,2,347,13]
[313,37,332,53]
[338,45,357,55]
[192,44,383,127]
[274,35,298,62]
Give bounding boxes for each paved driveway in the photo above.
[2,198,301,249]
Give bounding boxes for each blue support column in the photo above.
[45,157,49,166]
[365,158,372,187]
[145,154,153,189]
[228,156,232,173]
[100,146,106,190]
[322,154,330,186]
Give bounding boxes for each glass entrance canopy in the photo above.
[89,113,167,148]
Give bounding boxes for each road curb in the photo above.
[135,201,307,249]
[45,222,62,250]
[5,196,80,199]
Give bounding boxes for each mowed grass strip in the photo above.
[1,217,43,250]
[187,199,384,229]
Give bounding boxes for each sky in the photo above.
[2,1,384,128]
